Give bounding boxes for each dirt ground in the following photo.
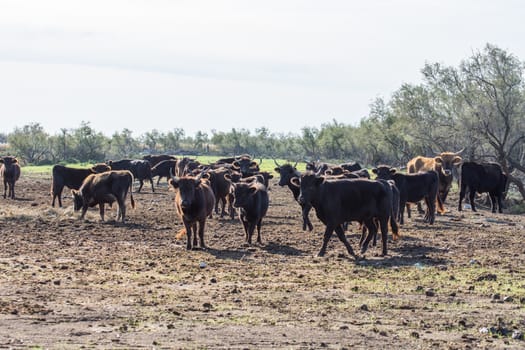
[0,173,524,349]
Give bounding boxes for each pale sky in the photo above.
[1,0,524,137]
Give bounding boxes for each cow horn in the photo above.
[454,148,465,155]
[273,157,281,167]
[293,161,298,168]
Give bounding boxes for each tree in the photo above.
[7,123,50,164]
[299,127,320,159]
[109,128,139,159]
[70,121,108,162]
[422,44,525,199]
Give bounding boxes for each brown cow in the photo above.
[407,151,462,213]
[0,156,21,199]
[51,163,111,207]
[169,173,215,250]
[72,170,135,222]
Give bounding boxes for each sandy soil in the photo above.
[0,173,524,349]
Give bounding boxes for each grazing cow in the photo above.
[142,154,177,168]
[295,173,393,258]
[407,151,462,212]
[72,170,135,222]
[51,163,111,207]
[231,181,269,245]
[0,156,21,199]
[151,160,177,185]
[107,159,154,193]
[169,173,215,250]
[273,161,314,231]
[373,165,439,225]
[458,162,507,213]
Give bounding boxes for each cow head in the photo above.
[91,163,111,173]
[434,152,462,176]
[71,189,83,211]
[0,156,18,167]
[372,166,397,180]
[231,182,258,208]
[233,157,259,177]
[169,175,202,209]
[274,163,300,187]
[297,172,324,206]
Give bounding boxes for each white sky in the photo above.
[1,0,524,137]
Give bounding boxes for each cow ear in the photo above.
[453,156,462,165]
[290,177,300,188]
[201,172,210,180]
[168,177,180,189]
[434,157,443,164]
[268,174,274,179]
[390,168,397,174]
[315,176,324,186]
[250,161,258,167]
[224,173,232,181]
[371,168,378,174]
[194,178,201,187]
[274,167,280,173]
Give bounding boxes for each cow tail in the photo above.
[175,228,187,240]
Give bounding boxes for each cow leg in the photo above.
[150,178,155,193]
[2,180,6,198]
[398,199,406,225]
[137,180,144,193]
[98,204,105,221]
[220,197,227,218]
[247,221,256,245]
[117,197,126,223]
[416,201,425,214]
[198,219,206,249]
[302,204,314,231]
[379,217,389,256]
[184,222,193,250]
[192,223,198,247]
[360,219,377,255]
[406,203,411,219]
[334,225,356,258]
[79,204,88,220]
[424,196,435,224]
[359,223,367,248]
[458,183,466,211]
[469,190,477,212]
[318,225,335,257]
[256,218,263,244]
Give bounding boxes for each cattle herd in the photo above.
[0,152,509,259]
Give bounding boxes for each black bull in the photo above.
[295,173,394,258]
[458,161,507,213]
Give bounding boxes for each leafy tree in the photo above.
[70,121,108,162]
[109,128,139,159]
[7,123,49,164]
[422,44,525,198]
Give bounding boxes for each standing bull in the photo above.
[1,156,21,199]
[72,170,135,222]
[231,181,269,245]
[169,172,215,250]
[458,162,507,213]
[295,173,393,258]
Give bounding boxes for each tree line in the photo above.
[1,44,524,199]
